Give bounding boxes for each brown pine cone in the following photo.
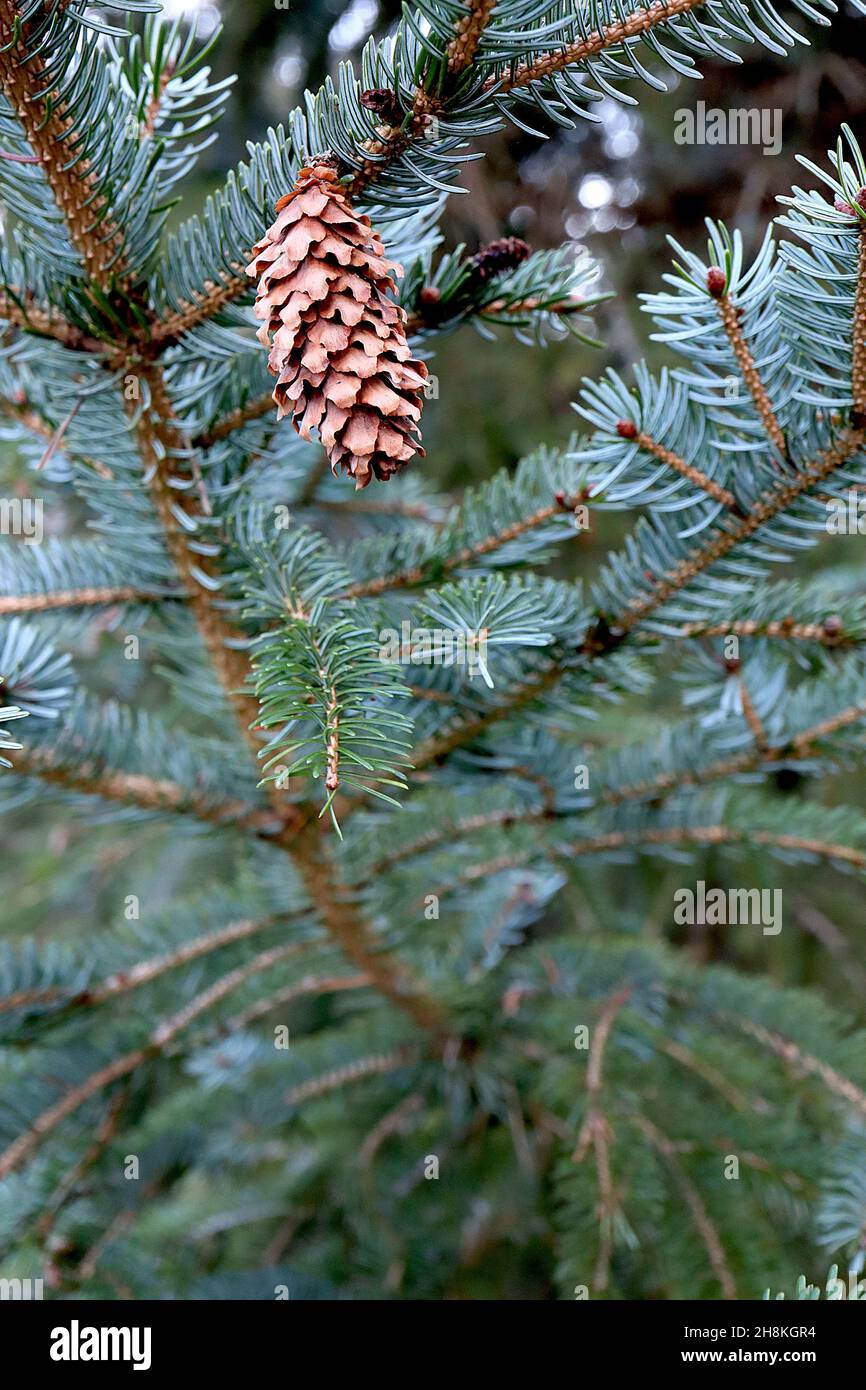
[247,157,427,489]
[471,236,531,281]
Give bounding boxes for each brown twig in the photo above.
[289,821,446,1034]
[7,743,275,833]
[0,586,170,616]
[573,987,631,1293]
[447,0,497,74]
[617,422,738,509]
[482,0,705,93]
[342,491,587,599]
[284,1046,418,1107]
[713,291,787,458]
[0,913,315,1017]
[0,935,325,1180]
[632,1113,737,1299]
[0,1,127,289]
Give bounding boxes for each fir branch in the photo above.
[0,938,328,1181]
[738,678,769,753]
[614,429,866,635]
[615,420,738,510]
[412,661,561,769]
[720,1016,866,1120]
[131,364,268,758]
[342,492,587,599]
[290,823,446,1035]
[223,971,371,1034]
[674,618,849,646]
[0,586,165,616]
[447,1,497,76]
[631,1112,737,1299]
[35,1087,129,1247]
[570,824,866,873]
[573,986,631,1293]
[283,1046,418,1107]
[193,392,275,449]
[711,282,787,459]
[480,0,706,93]
[0,0,127,289]
[148,264,249,346]
[602,702,866,803]
[7,742,273,833]
[0,290,106,354]
[854,229,866,421]
[0,912,313,1017]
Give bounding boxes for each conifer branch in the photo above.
[660,1038,757,1114]
[443,823,866,902]
[148,264,250,345]
[367,804,550,876]
[447,0,497,75]
[410,433,865,769]
[709,282,787,458]
[0,1,126,289]
[411,662,561,769]
[35,1087,129,1247]
[343,492,587,599]
[223,971,371,1034]
[481,0,706,93]
[614,430,866,634]
[853,229,866,421]
[673,618,851,646]
[573,987,631,1293]
[737,678,769,753]
[0,586,167,616]
[193,393,276,448]
[0,290,106,354]
[0,914,314,1017]
[631,1112,737,1299]
[615,420,738,509]
[131,363,273,762]
[575,825,866,872]
[132,366,442,1024]
[284,1046,418,1107]
[603,703,866,803]
[290,822,446,1035]
[7,743,273,833]
[720,1015,866,1119]
[0,938,335,1181]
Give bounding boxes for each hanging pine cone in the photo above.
[246,155,427,489]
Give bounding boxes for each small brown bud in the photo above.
[616,419,638,439]
[359,88,405,127]
[471,236,531,281]
[706,266,726,297]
